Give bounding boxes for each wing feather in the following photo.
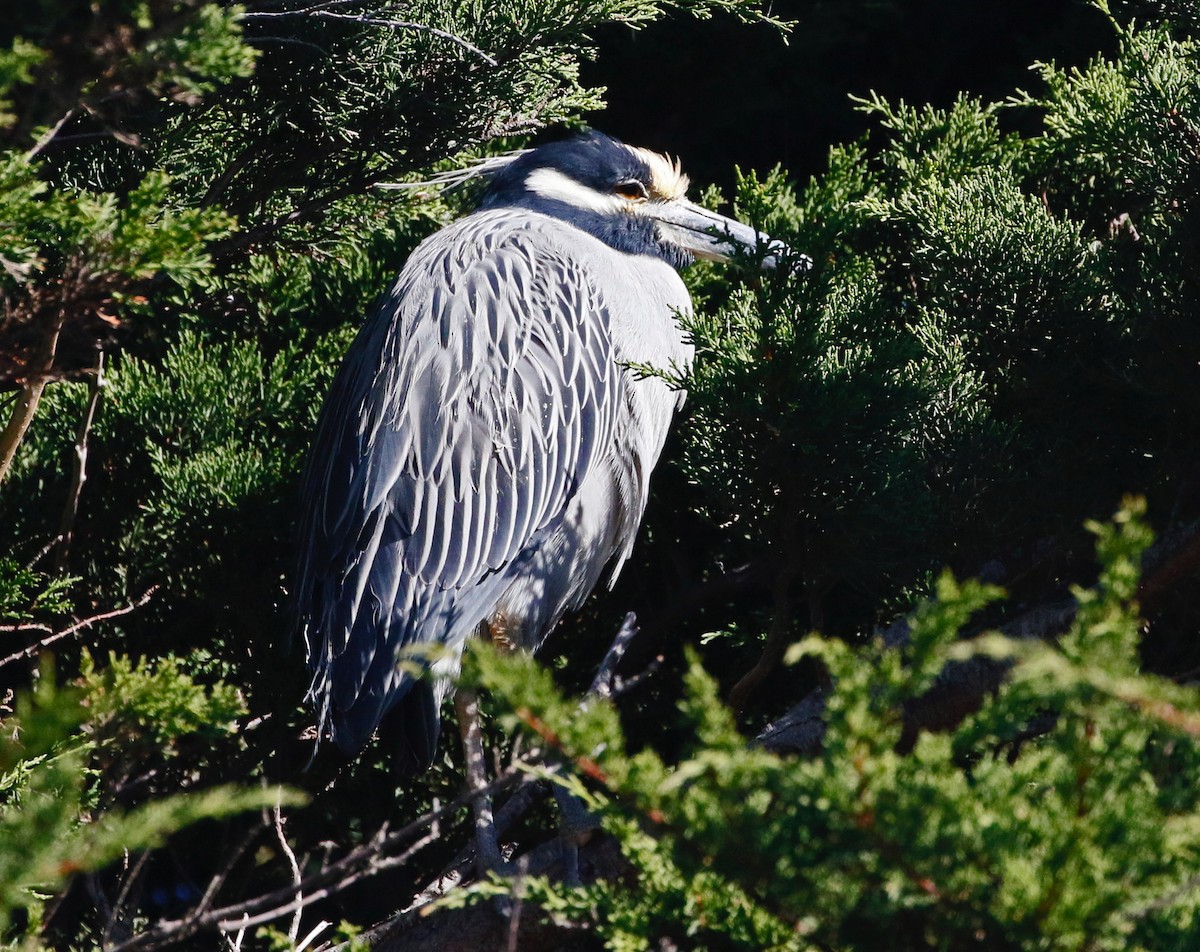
[293,211,619,753]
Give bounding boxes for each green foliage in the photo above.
[665,0,1200,664]
[0,666,302,939]
[471,504,1200,951]
[856,93,1024,183]
[5,0,1200,946]
[0,39,43,130]
[0,164,236,292]
[0,559,71,622]
[80,649,245,750]
[139,3,258,100]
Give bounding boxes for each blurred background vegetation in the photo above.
[1,0,1199,949]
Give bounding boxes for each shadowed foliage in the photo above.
[2,1,1199,949]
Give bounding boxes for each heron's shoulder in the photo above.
[407,208,671,270]
[419,207,604,254]
[398,207,689,315]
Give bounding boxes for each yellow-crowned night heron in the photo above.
[293,131,779,778]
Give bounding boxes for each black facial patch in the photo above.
[481,130,652,207]
[477,131,688,268]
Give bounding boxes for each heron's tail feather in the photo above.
[378,684,441,777]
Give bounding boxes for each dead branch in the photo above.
[0,586,160,669]
[364,835,627,952]
[270,801,303,945]
[0,307,67,486]
[588,611,639,699]
[25,108,79,160]
[54,349,105,573]
[106,765,532,952]
[100,850,152,948]
[238,6,498,66]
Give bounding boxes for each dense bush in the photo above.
[1,0,1199,949]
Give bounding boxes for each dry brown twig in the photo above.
[0,586,160,670]
[104,764,532,952]
[0,307,67,486]
[54,349,106,573]
[80,613,652,951]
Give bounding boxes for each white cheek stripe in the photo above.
[525,167,623,214]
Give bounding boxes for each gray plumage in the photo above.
[293,132,777,772]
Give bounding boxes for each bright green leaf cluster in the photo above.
[0,668,300,937]
[80,649,246,749]
[472,503,1200,951]
[0,558,72,622]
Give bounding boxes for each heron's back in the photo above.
[294,209,692,767]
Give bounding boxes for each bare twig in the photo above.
[244,34,329,54]
[194,822,271,921]
[238,7,498,66]
[294,920,334,951]
[587,612,638,700]
[1124,869,1200,921]
[108,766,529,952]
[55,350,105,574]
[270,801,304,945]
[215,822,443,934]
[102,850,152,948]
[0,308,67,487]
[25,534,64,570]
[0,587,159,668]
[607,656,662,698]
[26,108,79,160]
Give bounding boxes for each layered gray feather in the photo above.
[294,208,691,755]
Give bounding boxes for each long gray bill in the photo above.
[648,199,796,269]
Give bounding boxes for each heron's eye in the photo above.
[614,180,649,202]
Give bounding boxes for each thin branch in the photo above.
[270,801,304,945]
[607,656,662,698]
[0,587,159,668]
[215,824,442,934]
[0,307,67,487]
[102,850,152,949]
[108,766,531,952]
[1124,869,1200,921]
[238,8,497,66]
[25,534,64,570]
[244,35,329,54]
[193,822,270,920]
[587,612,638,700]
[55,350,105,574]
[25,108,79,160]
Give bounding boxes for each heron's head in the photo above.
[479,131,785,270]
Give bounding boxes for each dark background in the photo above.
[584,0,1115,189]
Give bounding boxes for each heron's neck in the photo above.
[488,199,693,270]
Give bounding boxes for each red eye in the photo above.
[615,180,649,201]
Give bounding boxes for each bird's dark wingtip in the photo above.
[377,683,442,778]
